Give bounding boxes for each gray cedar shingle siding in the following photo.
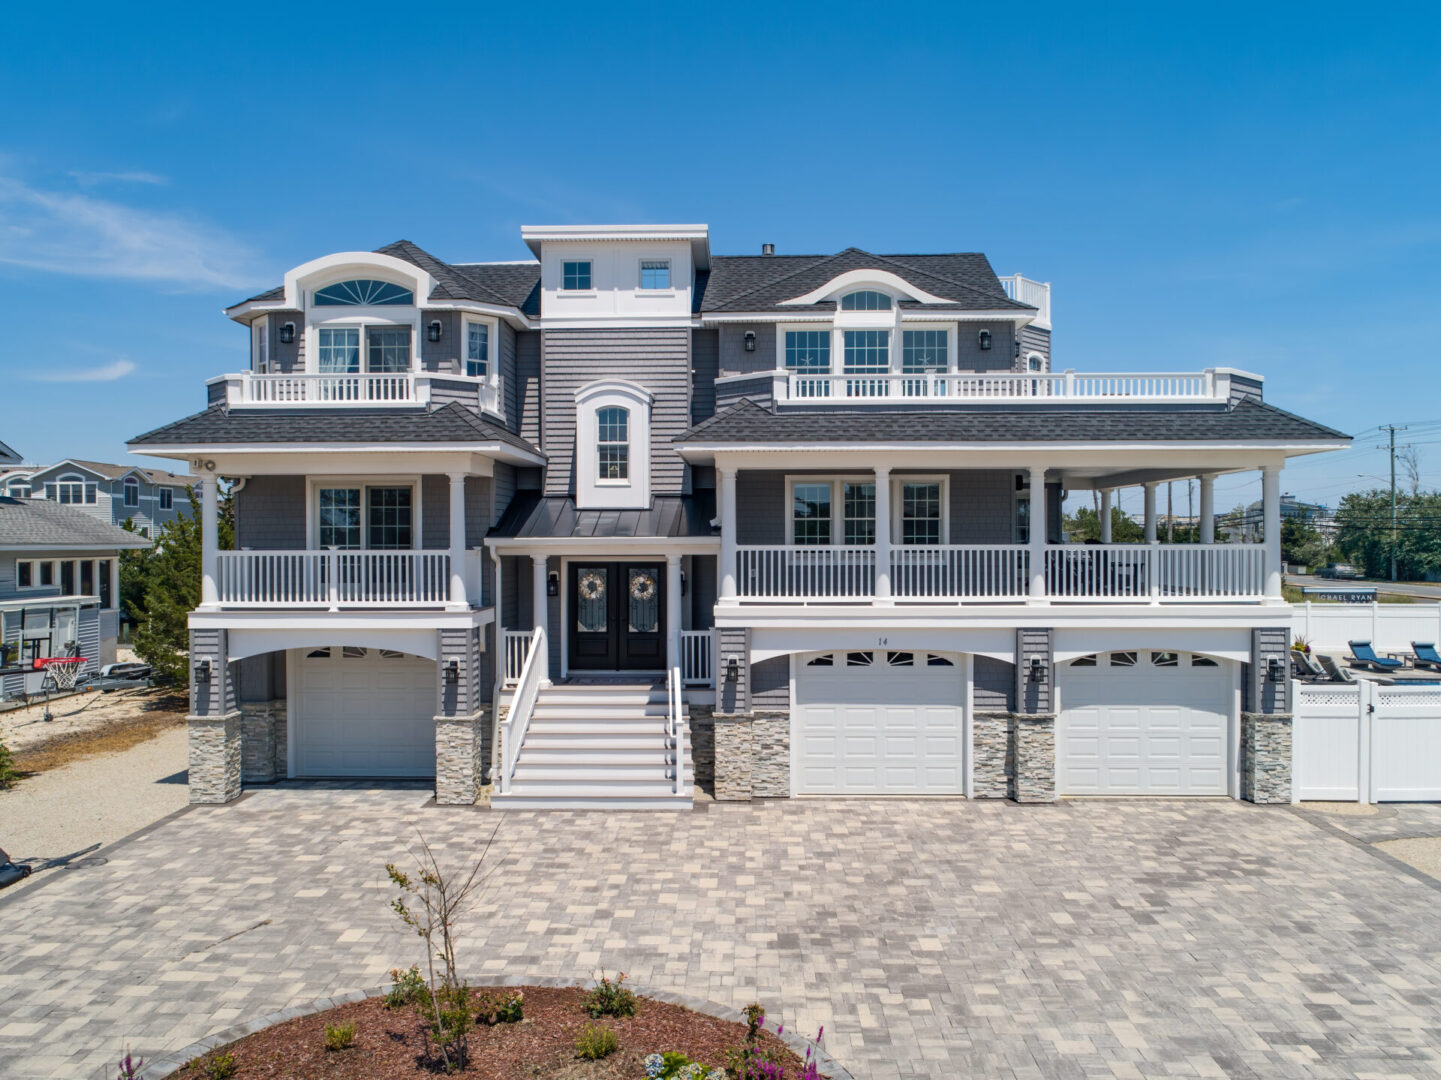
[421,312,462,373]
[973,655,1014,711]
[1018,324,1050,372]
[515,331,541,447]
[499,321,518,430]
[718,324,777,378]
[691,329,719,424]
[954,322,1016,373]
[1015,628,1054,715]
[751,655,789,712]
[716,375,776,413]
[1250,626,1290,715]
[540,327,691,497]
[235,476,306,549]
[421,475,447,550]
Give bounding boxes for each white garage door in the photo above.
[793,650,964,795]
[1059,650,1230,795]
[293,647,436,777]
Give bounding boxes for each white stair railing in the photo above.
[667,665,687,797]
[501,629,532,687]
[499,626,545,795]
[680,629,715,686]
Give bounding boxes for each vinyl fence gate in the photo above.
[1294,680,1441,803]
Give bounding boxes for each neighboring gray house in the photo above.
[0,440,18,466]
[129,226,1347,811]
[1,482,151,699]
[24,459,196,537]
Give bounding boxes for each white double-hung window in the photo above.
[465,320,490,378]
[789,476,947,546]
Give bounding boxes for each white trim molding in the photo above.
[780,268,956,307]
[574,379,653,510]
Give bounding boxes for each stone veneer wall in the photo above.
[240,700,287,783]
[189,712,241,804]
[750,712,790,797]
[713,716,754,800]
[436,710,488,805]
[1241,713,1293,804]
[688,706,715,794]
[973,712,1011,798]
[1012,714,1056,803]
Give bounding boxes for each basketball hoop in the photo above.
[36,656,85,692]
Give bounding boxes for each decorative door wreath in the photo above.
[578,570,606,601]
[629,572,657,602]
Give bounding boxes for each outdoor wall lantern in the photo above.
[680,571,687,596]
[427,320,443,343]
[1267,656,1286,682]
[1028,656,1048,683]
[726,657,739,682]
[194,658,213,684]
[444,658,460,684]
[978,329,993,350]
[743,330,757,352]
[279,322,296,344]
[547,571,559,597]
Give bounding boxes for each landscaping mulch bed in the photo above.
[167,986,811,1079]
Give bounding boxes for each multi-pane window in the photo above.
[792,483,832,545]
[159,488,173,511]
[466,321,489,378]
[843,330,889,374]
[843,482,876,544]
[366,327,411,373]
[318,488,362,549]
[122,478,139,508]
[639,260,670,290]
[317,328,360,374]
[313,279,413,305]
[367,488,413,549]
[784,330,830,373]
[902,330,948,373]
[901,482,943,544]
[47,474,94,505]
[562,260,592,290]
[597,406,629,480]
[840,290,892,310]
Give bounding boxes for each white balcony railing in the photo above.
[502,629,533,687]
[215,550,452,608]
[997,274,1051,327]
[731,544,1266,603]
[681,629,715,687]
[779,369,1226,405]
[212,372,504,416]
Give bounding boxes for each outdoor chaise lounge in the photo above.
[1347,640,1405,673]
[1411,642,1441,673]
[1317,653,1358,683]
[1292,649,1328,681]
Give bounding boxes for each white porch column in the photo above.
[1199,474,1216,544]
[1099,489,1112,544]
[109,557,121,612]
[873,465,892,602]
[1143,482,1158,544]
[531,554,550,681]
[666,554,683,672]
[1028,464,1047,599]
[447,472,467,607]
[200,474,219,607]
[719,466,738,600]
[1262,464,1283,598]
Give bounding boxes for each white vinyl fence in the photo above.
[1294,680,1441,802]
[1293,601,1441,653]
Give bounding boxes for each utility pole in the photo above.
[1382,424,1407,582]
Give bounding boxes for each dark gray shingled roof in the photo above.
[128,402,544,457]
[489,493,716,540]
[699,249,1033,314]
[0,497,153,549]
[0,438,19,465]
[678,398,1350,445]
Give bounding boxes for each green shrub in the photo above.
[204,1051,237,1080]
[0,735,17,790]
[323,1021,356,1051]
[583,971,637,1018]
[476,989,524,1025]
[574,1022,619,1060]
[384,965,427,1010]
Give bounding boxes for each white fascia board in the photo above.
[486,537,719,555]
[127,443,546,466]
[224,299,288,322]
[678,440,1349,457]
[536,315,701,330]
[700,309,1032,325]
[191,609,493,631]
[29,459,110,483]
[3,540,151,552]
[522,224,711,269]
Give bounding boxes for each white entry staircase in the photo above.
[491,680,694,810]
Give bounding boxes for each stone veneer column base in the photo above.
[189,712,242,804]
[712,714,754,801]
[1241,713,1293,804]
[435,710,488,806]
[240,700,287,783]
[1011,714,1057,803]
[750,712,790,797]
[972,712,1012,798]
[687,706,716,794]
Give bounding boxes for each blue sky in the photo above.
[2,2,1438,516]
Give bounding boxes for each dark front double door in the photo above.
[568,562,665,671]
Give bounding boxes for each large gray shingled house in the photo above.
[128,224,1348,809]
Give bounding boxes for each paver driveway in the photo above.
[2,788,1440,1080]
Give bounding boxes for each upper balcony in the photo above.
[207,371,504,417]
[997,274,1050,329]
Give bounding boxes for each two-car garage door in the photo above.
[293,647,436,777]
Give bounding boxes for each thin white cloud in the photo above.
[0,175,262,290]
[28,359,137,383]
[67,169,169,187]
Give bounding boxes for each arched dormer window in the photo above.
[575,380,653,510]
[840,290,892,311]
[312,279,414,306]
[6,478,30,498]
[122,476,140,508]
[1026,352,1046,373]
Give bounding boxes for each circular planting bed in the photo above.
[161,983,836,1080]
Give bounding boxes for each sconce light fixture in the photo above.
[743,330,757,352]
[1266,656,1286,682]
[194,658,213,684]
[547,571,559,597]
[978,329,993,351]
[279,322,296,344]
[726,657,739,682]
[1028,655,1048,683]
[444,658,460,684]
[680,571,688,596]
[427,320,442,343]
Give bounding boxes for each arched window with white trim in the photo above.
[1026,351,1046,373]
[596,407,630,480]
[122,476,140,508]
[47,473,95,505]
[840,290,892,311]
[574,380,652,510]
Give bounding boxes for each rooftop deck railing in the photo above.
[777,369,1232,405]
[210,371,504,415]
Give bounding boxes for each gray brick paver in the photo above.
[1,793,1440,1078]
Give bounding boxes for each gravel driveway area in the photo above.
[4,792,1441,1079]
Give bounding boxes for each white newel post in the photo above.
[531,555,550,682]
[447,472,467,607]
[200,474,219,607]
[1029,464,1047,599]
[1099,489,1112,544]
[1262,464,1283,599]
[1143,482,1158,544]
[874,465,892,602]
[719,466,738,600]
[1199,474,1216,544]
[666,555,682,672]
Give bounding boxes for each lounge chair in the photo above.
[1317,653,1357,683]
[1347,640,1405,673]
[1292,649,1328,681]
[1412,643,1441,673]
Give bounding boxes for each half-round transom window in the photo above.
[839,290,892,311]
[313,279,414,306]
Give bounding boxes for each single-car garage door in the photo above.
[793,650,963,795]
[293,646,436,777]
[1059,650,1231,795]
